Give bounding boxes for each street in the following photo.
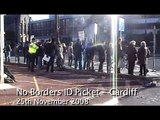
[1,55,160,106]
[0,64,143,106]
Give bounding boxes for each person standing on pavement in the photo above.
[23,41,29,64]
[44,39,55,72]
[126,40,137,75]
[67,42,74,67]
[36,40,44,70]
[137,41,150,76]
[14,43,20,63]
[28,38,39,72]
[73,39,83,70]
[4,43,12,63]
[96,45,105,72]
[105,41,113,73]
[117,38,123,73]
[56,40,64,70]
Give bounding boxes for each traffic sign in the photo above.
[119,18,125,32]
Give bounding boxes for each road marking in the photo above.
[33,76,40,91]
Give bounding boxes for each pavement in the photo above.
[0,56,160,106]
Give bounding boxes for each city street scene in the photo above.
[1,14,160,106]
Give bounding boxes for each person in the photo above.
[36,40,44,70]
[96,45,105,72]
[44,39,56,72]
[105,41,113,73]
[73,39,83,70]
[83,42,95,71]
[137,41,150,76]
[56,40,64,69]
[23,41,29,64]
[14,43,20,63]
[62,43,67,63]
[126,40,137,75]
[67,42,74,67]
[28,38,39,72]
[117,38,123,73]
[4,43,12,63]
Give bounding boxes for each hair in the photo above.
[130,40,136,46]
[141,41,146,47]
[32,38,35,42]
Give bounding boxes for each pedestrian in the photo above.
[137,41,150,76]
[14,43,20,63]
[67,42,74,67]
[105,41,113,73]
[117,38,123,73]
[73,39,83,70]
[126,40,137,75]
[23,41,29,64]
[4,43,12,63]
[36,40,44,70]
[28,38,39,72]
[97,45,105,72]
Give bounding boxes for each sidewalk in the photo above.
[5,56,160,81]
[2,59,160,105]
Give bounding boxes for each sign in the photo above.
[78,31,85,41]
[119,18,125,32]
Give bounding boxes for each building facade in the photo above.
[4,14,30,48]
[30,15,111,45]
[124,15,160,46]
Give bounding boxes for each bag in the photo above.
[42,54,50,62]
[118,58,125,68]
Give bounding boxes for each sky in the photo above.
[29,14,49,21]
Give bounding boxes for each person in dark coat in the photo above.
[84,44,95,71]
[137,41,150,76]
[44,39,56,72]
[105,41,113,73]
[96,45,105,72]
[37,41,44,69]
[23,41,29,64]
[117,38,123,73]
[126,40,137,75]
[73,39,83,70]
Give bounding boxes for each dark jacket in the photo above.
[73,42,83,58]
[37,45,44,57]
[117,43,123,59]
[127,44,137,62]
[96,45,105,62]
[137,46,150,65]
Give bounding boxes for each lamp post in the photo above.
[152,25,156,72]
[110,15,118,105]
[0,15,4,84]
[94,23,97,44]
[55,14,60,42]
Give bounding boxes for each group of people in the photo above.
[118,38,150,76]
[26,38,113,73]
[3,37,151,77]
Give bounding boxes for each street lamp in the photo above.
[0,15,4,84]
[94,23,97,44]
[110,15,118,105]
[152,25,156,72]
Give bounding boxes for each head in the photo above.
[32,38,36,43]
[130,40,136,46]
[141,41,146,47]
[69,42,73,46]
[118,38,122,44]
